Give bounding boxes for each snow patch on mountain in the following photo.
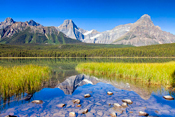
[83,30,94,35]
[90,34,101,39]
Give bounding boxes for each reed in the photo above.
[0,65,51,98]
[76,62,175,86]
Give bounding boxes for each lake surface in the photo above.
[0,58,175,117]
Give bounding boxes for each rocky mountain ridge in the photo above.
[57,14,175,46]
[113,14,175,46]
[0,17,15,29]
[1,15,175,46]
[0,18,81,44]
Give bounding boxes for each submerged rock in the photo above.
[109,112,117,117]
[5,115,17,117]
[72,99,80,104]
[139,111,149,116]
[113,108,124,115]
[155,110,159,113]
[107,91,113,95]
[122,102,128,107]
[32,100,43,104]
[84,94,91,98]
[24,93,33,100]
[69,112,76,117]
[82,109,88,114]
[122,99,133,104]
[163,95,174,100]
[56,104,65,107]
[76,104,81,107]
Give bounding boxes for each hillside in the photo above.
[0,43,132,51]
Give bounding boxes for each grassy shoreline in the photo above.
[0,57,175,59]
[0,65,51,98]
[76,62,175,86]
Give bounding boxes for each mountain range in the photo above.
[0,18,81,44]
[57,14,175,46]
[0,14,175,46]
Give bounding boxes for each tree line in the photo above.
[0,43,174,57]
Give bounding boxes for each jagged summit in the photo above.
[27,20,41,26]
[57,19,84,40]
[63,19,73,24]
[4,17,15,23]
[140,14,151,20]
[137,14,152,22]
[61,19,78,29]
[0,17,15,29]
[113,14,175,46]
[133,14,153,27]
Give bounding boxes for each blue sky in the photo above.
[0,0,175,34]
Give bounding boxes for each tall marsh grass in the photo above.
[0,65,51,98]
[76,62,175,86]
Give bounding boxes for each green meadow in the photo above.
[76,62,175,86]
[0,65,51,98]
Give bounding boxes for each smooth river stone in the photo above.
[32,100,43,104]
[69,112,76,117]
[84,94,91,98]
[107,91,113,95]
[82,109,88,114]
[72,99,80,104]
[163,95,174,100]
[76,104,81,107]
[122,102,128,107]
[122,99,133,104]
[114,103,121,108]
[139,111,149,116]
[56,104,65,108]
[109,112,117,117]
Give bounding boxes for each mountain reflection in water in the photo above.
[0,74,175,117]
[57,74,100,95]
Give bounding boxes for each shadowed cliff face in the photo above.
[57,74,152,100]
